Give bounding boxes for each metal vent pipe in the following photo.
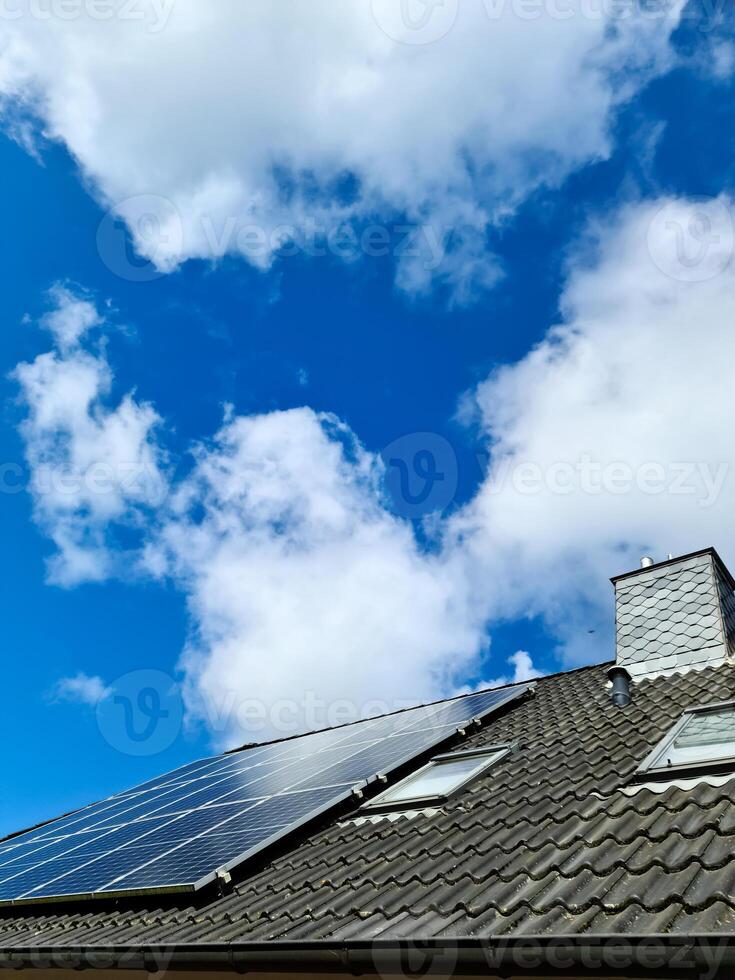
[608,665,632,708]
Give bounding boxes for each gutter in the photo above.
[1,936,735,977]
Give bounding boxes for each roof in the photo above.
[2,659,735,957]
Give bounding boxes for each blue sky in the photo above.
[2,1,735,836]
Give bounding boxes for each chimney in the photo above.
[611,547,735,682]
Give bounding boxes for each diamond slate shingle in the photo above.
[2,660,735,945]
[614,550,735,680]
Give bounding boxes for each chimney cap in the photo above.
[610,546,735,590]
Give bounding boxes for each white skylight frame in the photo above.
[362,744,512,811]
[637,700,735,777]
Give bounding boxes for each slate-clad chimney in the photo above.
[611,548,735,682]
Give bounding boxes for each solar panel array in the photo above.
[0,684,531,905]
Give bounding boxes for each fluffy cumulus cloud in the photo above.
[143,408,486,742]
[14,285,166,585]
[0,0,684,301]
[451,194,735,664]
[50,671,112,706]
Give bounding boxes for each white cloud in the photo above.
[40,284,102,350]
[508,650,543,683]
[0,0,684,302]
[451,194,735,665]
[14,285,166,585]
[459,650,544,694]
[710,41,735,81]
[143,408,487,743]
[50,672,112,706]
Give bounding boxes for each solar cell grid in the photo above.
[0,837,92,873]
[134,802,258,836]
[27,787,189,839]
[24,845,173,899]
[98,830,280,892]
[0,683,531,905]
[0,819,176,891]
[116,757,231,795]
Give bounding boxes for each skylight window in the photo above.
[363,745,511,810]
[637,701,735,776]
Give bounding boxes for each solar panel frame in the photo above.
[0,682,533,905]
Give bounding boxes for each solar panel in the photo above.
[0,683,531,905]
